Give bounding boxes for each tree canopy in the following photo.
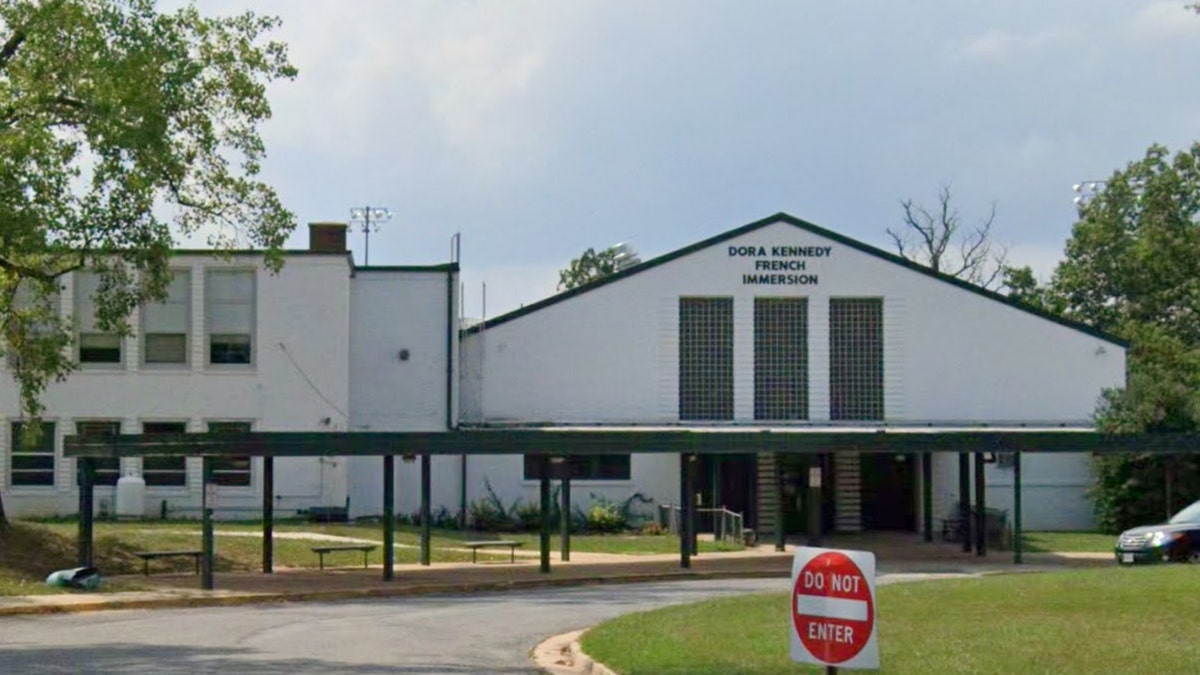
[1046,143,1200,530]
[557,246,620,291]
[0,0,295,526]
[0,0,296,421]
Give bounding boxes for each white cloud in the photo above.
[245,1,587,173]
[958,28,1076,61]
[1129,2,1200,40]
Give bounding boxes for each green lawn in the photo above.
[1021,531,1116,553]
[1,519,741,594]
[583,567,1200,674]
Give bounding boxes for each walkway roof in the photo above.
[63,425,1200,457]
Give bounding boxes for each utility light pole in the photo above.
[349,206,393,265]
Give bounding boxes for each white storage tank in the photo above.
[116,469,146,519]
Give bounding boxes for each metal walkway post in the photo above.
[262,456,274,574]
[383,455,395,581]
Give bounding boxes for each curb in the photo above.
[532,628,619,675]
[0,569,790,618]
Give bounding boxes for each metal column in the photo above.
[560,476,571,562]
[974,452,986,557]
[775,454,786,552]
[1013,451,1023,565]
[383,455,395,581]
[680,453,692,569]
[201,457,215,591]
[76,457,94,568]
[420,451,431,566]
[262,457,274,574]
[958,452,971,553]
[921,452,933,543]
[539,455,551,574]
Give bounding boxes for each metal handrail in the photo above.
[659,504,745,545]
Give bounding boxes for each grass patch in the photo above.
[3,519,735,594]
[1021,531,1116,553]
[583,567,1200,674]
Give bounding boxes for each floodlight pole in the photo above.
[349,205,394,265]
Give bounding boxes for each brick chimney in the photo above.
[308,222,347,253]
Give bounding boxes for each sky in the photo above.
[200,1,1200,319]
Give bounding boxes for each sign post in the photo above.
[790,546,878,671]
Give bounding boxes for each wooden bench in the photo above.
[134,550,203,576]
[311,544,377,570]
[462,540,524,564]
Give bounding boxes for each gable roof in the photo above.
[462,212,1127,347]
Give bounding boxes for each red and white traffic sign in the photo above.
[790,547,878,670]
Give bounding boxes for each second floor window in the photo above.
[206,270,254,365]
[142,271,190,365]
[74,271,121,365]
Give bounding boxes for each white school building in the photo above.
[1,214,1126,535]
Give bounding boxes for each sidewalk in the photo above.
[0,539,1113,618]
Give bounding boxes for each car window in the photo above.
[1169,501,1200,524]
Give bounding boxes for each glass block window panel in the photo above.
[76,421,121,486]
[829,298,884,421]
[206,422,252,487]
[679,297,734,421]
[523,454,631,480]
[206,270,254,365]
[74,271,122,364]
[10,422,55,487]
[754,297,809,420]
[142,271,190,365]
[142,422,187,487]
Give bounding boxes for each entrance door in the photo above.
[698,454,757,531]
[860,453,916,530]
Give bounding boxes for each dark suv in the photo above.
[1114,499,1200,565]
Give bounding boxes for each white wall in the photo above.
[0,253,353,518]
[459,217,1126,529]
[346,268,458,518]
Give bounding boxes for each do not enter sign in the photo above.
[790,547,878,670]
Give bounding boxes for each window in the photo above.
[142,422,187,487]
[74,271,122,365]
[6,279,62,370]
[10,422,55,487]
[829,298,884,421]
[523,455,631,481]
[679,297,734,421]
[754,297,809,420]
[76,421,121,486]
[206,422,252,487]
[206,270,254,365]
[142,271,190,365]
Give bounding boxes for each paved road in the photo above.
[0,574,963,674]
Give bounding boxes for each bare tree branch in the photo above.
[890,185,1007,290]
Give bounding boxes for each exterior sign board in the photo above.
[790,546,878,670]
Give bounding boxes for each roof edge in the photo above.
[462,212,1127,347]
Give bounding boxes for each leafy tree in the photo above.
[0,0,296,526]
[1050,143,1200,531]
[888,184,1008,289]
[557,246,620,291]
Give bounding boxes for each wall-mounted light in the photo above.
[401,453,417,464]
[398,349,410,361]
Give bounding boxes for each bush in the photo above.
[1091,454,1200,533]
[576,492,655,534]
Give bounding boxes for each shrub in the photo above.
[578,492,655,533]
